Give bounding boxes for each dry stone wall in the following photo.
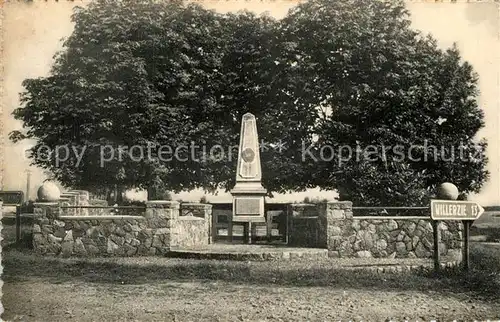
[32,201,211,257]
[322,202,463,260]
[179,203,212,245]
[285,202,464,260]
[174,217,209,248]
[30,197,464,261]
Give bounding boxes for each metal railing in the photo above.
[59,205,146,209]
[59,204,146,216]
[352,206,430,217]
[352,206,430,210]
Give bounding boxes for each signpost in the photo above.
[0,191,25,242]
[431,200,484,221]
[430,199,484,272]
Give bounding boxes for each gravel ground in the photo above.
[2,247,500,321]
[3,278,499,321]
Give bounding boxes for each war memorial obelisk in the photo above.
[230,113,267,243]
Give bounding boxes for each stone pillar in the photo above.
[33,202,61,255]
[145,201,179,254]
[203,204,213,244]
[34,202,61,219]
[180,203,213,244]
[61,192,79,216]
[318,201,353,258]
[69,190,90,216]
[440,221,464,263]
[58,197,72,216]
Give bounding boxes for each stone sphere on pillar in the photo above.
[436,182,459,200]
[37,181,61,202]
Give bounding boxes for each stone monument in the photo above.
[230,113,267,243]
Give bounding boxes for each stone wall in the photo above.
[60,192,79,216]
[31,198,464,260]
[321,202,463,260]
[180,203,212,244]
[284,202,464,260]
[58,190,90,216]
[174,217,208,248]
[32,201,212,257]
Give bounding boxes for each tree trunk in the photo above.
[116,185,124,204]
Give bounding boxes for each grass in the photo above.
[2,222,500,321]
[418,243,500,297]
[2,213,500,302]
[471,210,500,242]
[2,243,499,300]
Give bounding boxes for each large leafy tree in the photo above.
[279,0,488,205]
[11,0,488,205]
[11,0,317,197]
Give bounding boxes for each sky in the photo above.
[1,0,499,204]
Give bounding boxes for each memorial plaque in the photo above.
[235,198,261,215]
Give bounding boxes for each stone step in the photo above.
[166,247,329,261]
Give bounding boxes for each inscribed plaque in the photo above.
[235,198,261,215]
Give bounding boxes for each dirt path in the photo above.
[2,246,500,321]
[3,278,499,321]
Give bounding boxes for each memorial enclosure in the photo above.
[17,192,463,262]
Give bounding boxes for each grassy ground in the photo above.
[2,212,500,321]
[2,243,500,321]
[471,210,500,242]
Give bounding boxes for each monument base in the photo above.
[230,181,267,195]
[230,188,267,244]
[231,193,266,222]
[228,220,265,244]
[231,216,266,223]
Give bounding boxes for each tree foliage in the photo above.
[11,0,488,205]
[279,0,488,205]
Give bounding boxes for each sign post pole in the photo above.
[431,199,483,273]
[462,220,471,272]
[432,220,440,272]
